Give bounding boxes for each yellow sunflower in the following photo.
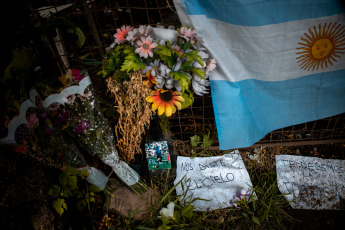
[146,89,185,117]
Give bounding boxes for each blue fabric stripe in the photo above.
[210,70,345,150]
[184,0,345,26]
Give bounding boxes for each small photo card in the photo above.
[145,141,171,170]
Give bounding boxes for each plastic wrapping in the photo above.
[41,73,139,186]
[0,89,109,190]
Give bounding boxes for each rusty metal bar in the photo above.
[198,139,345,151]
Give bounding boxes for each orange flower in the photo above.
[146,89,185,117]
[143,68,158,88]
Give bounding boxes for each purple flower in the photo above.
[230,189,252,209]
[76,120,90,135]
[57,110,70,124]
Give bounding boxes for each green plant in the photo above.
[48,166,101,216]
[231,168,293,229]
[190,131,213,157]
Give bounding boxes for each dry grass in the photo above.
[107,71,153,162]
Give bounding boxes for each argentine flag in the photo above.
[173,0,345,150]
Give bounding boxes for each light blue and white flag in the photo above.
[173,0,345,150]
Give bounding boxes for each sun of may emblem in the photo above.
[296,22,345,71]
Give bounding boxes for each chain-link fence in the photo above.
[31,0,345,148]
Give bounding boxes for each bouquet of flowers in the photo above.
[41,69,140,188]
[99,24,217,117]
[0,89,108,190]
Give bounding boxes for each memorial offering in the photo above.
[276,155,345,210]
[41,70,140,188]
[174,151,253,211]
[145,141,171,170]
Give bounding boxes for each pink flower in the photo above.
[27,113,39,129]
[66,95,76,104]
[72,69,85,81]
[114,25,131,44]
[179,26,203,45]
[126,28,139,43]
[138,25,152,36]
[79,91,92,101]
[135,36,157,59]
[206,58,217,74]
[179,26,196,40]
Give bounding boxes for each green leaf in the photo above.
[191,67,205,79]
[48,185,61,198]
[156,44,172,56]
[173,210,180,223]
[185,50,204,66]
[76,200,87,212]
[169,71,191,93]
[120,54,146,72]
[161,216,170,225]
[67,175,78,189]
[58,173,68,187]
[64,166,78,176]
[190,135,201,147]
[242,212,250,221]
[88,184,102,193]
[181,92,194,109]
[181,205,194,220]
[252,215,260,225]
[201,131,212,148]
[179,60,193,71]
[74,27,86,48]
[79,168,90,179]
[53,198,67,216]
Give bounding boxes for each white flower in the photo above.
[159,202,175,218]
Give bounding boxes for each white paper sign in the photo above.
[276,155,345,210]
[174,151,253,211]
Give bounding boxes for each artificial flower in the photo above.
[179,26,196,41]
[76,120,91,135]
[27,113,39,129]
[56,109,70,124]
[79,91,93,101]
[14,144,27,154]
[114,25,131,44]
[135,36,157,58]
[159,202,175,218]
[126,28,139,43]
[206,58,217,74]
[146,89,184,117]
[138,25,152,36]
[72,69,82,81]
[66,95,76,104]
[143,68,158,88]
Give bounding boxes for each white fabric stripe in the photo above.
[188,14,345,82]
